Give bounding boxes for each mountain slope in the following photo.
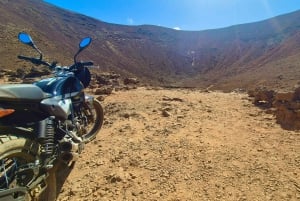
[1,0,300,90]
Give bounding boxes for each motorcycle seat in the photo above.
[0,84,50,101]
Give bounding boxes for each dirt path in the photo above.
[57,87,300,201]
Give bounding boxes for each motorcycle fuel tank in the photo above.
[35,76,85,120]
[34,76,84,97]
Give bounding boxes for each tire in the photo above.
[39,167,57,201]
[82,99,104,143]
[0,134,56,201]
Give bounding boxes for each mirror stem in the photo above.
[34,45,43,60]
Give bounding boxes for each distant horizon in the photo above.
[43,0,300,31]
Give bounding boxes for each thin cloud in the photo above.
[127,18,134,25]
[173,27,181,30]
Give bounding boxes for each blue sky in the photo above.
[44,0,300,31]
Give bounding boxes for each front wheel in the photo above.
[0,134,56,201]
[82,99,104,143]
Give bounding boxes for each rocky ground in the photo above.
[56,87,299,201]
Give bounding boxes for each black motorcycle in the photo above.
[0,32,103,200]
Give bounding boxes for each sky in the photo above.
[43,0,300,31]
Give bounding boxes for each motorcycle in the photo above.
[0,32,104,200]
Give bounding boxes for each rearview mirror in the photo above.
[74,37,92,63]
[18,32,34,46]
[79,37,92,49]
[18,32,43,59]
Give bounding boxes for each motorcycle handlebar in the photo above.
[18,55,93,72]
[79,61,94,66]
[69,61,94,71]
[18,55,51,67]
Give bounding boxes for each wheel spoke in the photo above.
[0,158,18,189]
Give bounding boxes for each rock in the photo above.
[24,67,51,78]
[162,110,171,117]
[94,72,121,85]
[251,87,300,130]
[95,86,113,95]
[251,89,275,108]
[122,113,130,118]
[124,77,139,85]
[293,87,300,100]
[96,95,106,101]
[274,92,294,102]
[162,96,184,102]
[105,174,122,183]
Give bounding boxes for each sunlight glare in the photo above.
[262,0,281,31]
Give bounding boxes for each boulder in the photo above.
[249,89,275,108]
[251,87,300,130]
[124,77,139,85]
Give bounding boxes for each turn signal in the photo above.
[0,109,15,118]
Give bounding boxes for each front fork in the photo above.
[84,94,95,110]
[83,94,95,122]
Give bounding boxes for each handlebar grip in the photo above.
[82,61,94,66]
[18,55,41,64]
[69,61,94,71]
[18,55,51,67]
[18,55,32,61]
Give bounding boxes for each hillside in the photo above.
[1,0,300,90]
